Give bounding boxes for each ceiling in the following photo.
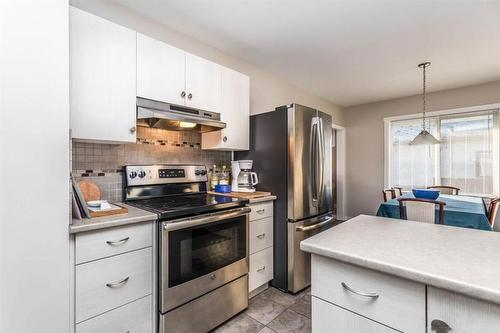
[110,0,500,106]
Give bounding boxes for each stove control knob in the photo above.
[195,170,201,176]
[200,170,207,176]
[129,171,137,179]
[138,170,146,178]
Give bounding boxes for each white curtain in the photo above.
[390,110,498,196]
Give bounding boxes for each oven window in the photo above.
[168,215,246,288]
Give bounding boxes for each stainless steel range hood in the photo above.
[136,97,226,133]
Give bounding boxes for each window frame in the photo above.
[384,103,500,197]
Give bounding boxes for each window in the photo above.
[386,107,499,196]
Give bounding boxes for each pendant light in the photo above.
[409,62,440,145]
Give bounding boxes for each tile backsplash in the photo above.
[72,127,231,202]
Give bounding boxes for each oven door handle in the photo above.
[162,207,251,231]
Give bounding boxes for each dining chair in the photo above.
[392,186,403,197]
[487,197,500,227]
[398,198,446,224]
[382,189,396,202]
[427,185,460,195]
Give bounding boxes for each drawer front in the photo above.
[76,247,153,323]
[312,296,397,333]
[76,295,152,333]
[249,201,273,221]
[76,222,153,264]
[249,247,273,292]
[249,216,273,254]
[311,255,425,333]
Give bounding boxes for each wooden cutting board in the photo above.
[78,180,101,202]
[208,191,272,199]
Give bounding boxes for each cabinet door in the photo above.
[427,286,500,333]
[185,53,221,112]
[137,33,186,106]
[202,66,249,150]
[70,7,136,143]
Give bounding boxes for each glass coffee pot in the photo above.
[236,160,259,192]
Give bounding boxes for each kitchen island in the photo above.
[301,214,500,333]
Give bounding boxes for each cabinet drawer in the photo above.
[249,247,273,292]
[76,248,153,323]
[249,201,273,221]
[312,296,397,333]
[76,295,152,333]
[76,222,153,264]
[249,217,273,254]
[311,255,425,333]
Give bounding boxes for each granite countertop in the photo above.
[69,203,157,234]
[301,214,500,305]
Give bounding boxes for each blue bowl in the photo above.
[214,184,232,193]
[412,189,440,200]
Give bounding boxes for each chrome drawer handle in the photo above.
[256,233,266,239]
[210,274,216,280]
[431,319,452,332]
[106,276,129,288]
[257,266,266,272]
[341,282,379,299]
[256,209,265,214]
[106,237,130,246]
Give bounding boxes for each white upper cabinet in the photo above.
[202,66,250,151]
[185,53,221,112]
[137,33,186,106]
[70,7,137,143]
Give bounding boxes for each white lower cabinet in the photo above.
[312,296,397,333]
[248,200,275,293]
[427,286,500,333]
[76,295,152,333]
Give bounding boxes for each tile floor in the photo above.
[212,286,311,333]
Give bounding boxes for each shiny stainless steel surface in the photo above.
[160,275,248,333]
[341,282,380,298]
[125,164,207,187]
[287,212,334,293]
[136,97,226,133]
[162,207,251,231]
[159,210,249,312]
[316,109,333,215]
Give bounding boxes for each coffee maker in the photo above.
[232,160,258,192]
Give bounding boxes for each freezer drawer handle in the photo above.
[106,237,130,246]
[256,233,266,239]
[106,276,130,288]
[295,216,333,232]
[341,282,379,299]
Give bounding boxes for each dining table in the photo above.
[376,193,492,231]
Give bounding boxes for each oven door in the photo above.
[160,207,250,313]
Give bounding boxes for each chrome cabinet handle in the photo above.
[129,126,136,133]
[296,216,333,232]
[257,266,266,272]
[180,91,186,98]
[256,233,266,239]
[106,276,129,288]
[256,209,265,214]
[431,319,452,333]
[210,274,216,280]
[188,93,193,99]
[223,136,228,142]
[106,237,130,246]
[341,282,379,299]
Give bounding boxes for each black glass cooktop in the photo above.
[127,193,248,220]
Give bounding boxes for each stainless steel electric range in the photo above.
[124,164,250,333]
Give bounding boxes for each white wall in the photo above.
[70,0,344,125]
[344,80,500,218]
[0,1,70,332]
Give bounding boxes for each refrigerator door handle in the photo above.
[317,117,325,206]
[310,118,319,206]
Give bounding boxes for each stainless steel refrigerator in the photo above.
[235,104,334,293]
